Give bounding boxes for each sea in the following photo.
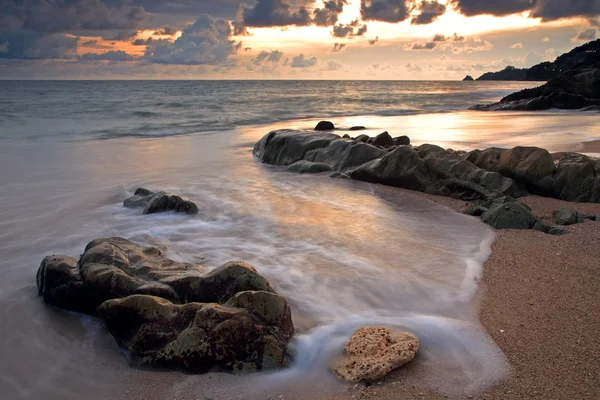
[0,80,599,400]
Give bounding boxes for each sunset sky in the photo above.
[0,0,598,79]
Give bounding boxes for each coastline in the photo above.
[322,189,600,400]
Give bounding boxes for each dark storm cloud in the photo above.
[313,0,347,27]
[332,20,368,37]
[132,38,147,45]
[412,1,446,25]
[112,0,246,20]
[450,0,533,17]
[232,20,249,36]
[360,0,413,23]
[531,0,600,21]
[144,15,239,65]
[0,31,78,59]
[574,28,597,41]
[291,54,318,67]
[80,50,134,61]
[242,0,313,27]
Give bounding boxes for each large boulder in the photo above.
[37,237,274,313]
[553,207,584,226]
[99,292,293,373]
[335,142,386,172]
[37,238,295,373]
[496,147,555,189]
[124,188,198,215]
[392,135,410,146]
[332,327,419,382]
[542,153,600,202]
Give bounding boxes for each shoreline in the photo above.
[322,188,600,400]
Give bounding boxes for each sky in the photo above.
[0,0,598,80]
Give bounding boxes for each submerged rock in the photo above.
[315,121,335,131]
[332,327,419,382]
[349,126,366,131]
[553,207,584,226]
[124,188,198,215]
[37,238,294,373]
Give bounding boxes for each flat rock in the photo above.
[124,188,198,215]
[332,327,419,382]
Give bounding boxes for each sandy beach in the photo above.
[321,192,600,400]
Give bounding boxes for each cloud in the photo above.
[450,0,532,17]
[291,54,318,68]
[81,40,112,49]
[405,62,422,72]
[361,0,413,23]
[542,36,551,42]
[369,63,393,70]
[242,0,312,27]
[369,36,379,45]
[574,28,597,41]
[332,20,368,37]
[252,49,284,65]
[332,43,347,52]
[433,34,447,42]
[314,0,347,26]
[412,1,446,25]
[232,20,250,36]
[0,1,147,36]
[531,0,600,22]
[324,60,344,70]
[453,33,465,41]
[80,50,135,62]
[511,42,523,48]
[153,27,178,36]
[144,15,239,65]
[0,31,79,59]
[409,41,438,50]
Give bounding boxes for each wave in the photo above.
[132,111,158,118]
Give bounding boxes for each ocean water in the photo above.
[0,81,599,400]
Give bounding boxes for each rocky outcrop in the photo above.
[332,327,419,382]
[470,64,600,111]
[553,207,584,226]
[287,160,332,173]
[463,75,474,81]
[254,130,524,201]
[124,188,198,215]
[466,148,600,203]
[37,238,294,372]
[315,121,335,131]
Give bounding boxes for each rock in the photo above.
[465,148,506,171]
[553,207,584,226]
[349,126,366,131]
[37,237,274,313]
[99,292,293,372]
[332,327,419,382]
[335,142,386,172]
[463,75,474,81]
[496,147,555,187]
[38,238,295,374]
[253,129,339,167]
[544,153,600,202]
[392,136,410,146]
[371,131,394,147]
[315,121,335,131]
[287,160,332,174]
[354,134,370,143]
[470,64,600,111]
[124,188,199,215]
[342,134,351,138]
[580,105,600,112]
[481,201,541,231]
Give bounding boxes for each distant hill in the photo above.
[476,39,600,82]
[463,75,474,81]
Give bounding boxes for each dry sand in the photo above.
[123,192,600,400]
